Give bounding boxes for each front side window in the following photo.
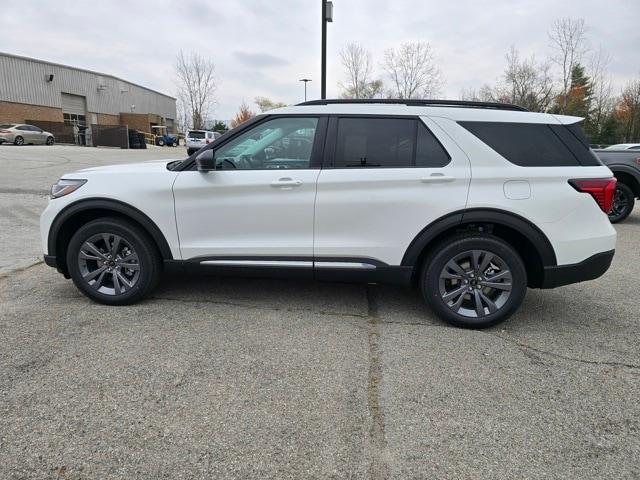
[214,117,318,170]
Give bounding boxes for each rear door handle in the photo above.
[270,178,303,188]
[420,173,455,184]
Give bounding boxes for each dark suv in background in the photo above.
[594,149,640,222]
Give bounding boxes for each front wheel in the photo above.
[46,136,54,145]
[421,234,527,329]
[608,183,635,223]
[66,217,161,305]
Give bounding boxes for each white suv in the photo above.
[40,100,617,328]
[185,129,221,155]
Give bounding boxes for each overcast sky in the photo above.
[1,0,638,120]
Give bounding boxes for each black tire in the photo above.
[608,182,635,223]
[46,136,54,145]
[157,138,165,146]
[66,217,162,305]
[14,136,24,146]
[187,148,195,155]
[420,233,527,329]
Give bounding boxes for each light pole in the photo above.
[321,1,333,99]
[299,78,312,101]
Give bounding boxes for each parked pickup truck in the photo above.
[594,149,640,222]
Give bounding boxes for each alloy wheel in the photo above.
[438,249,512,318]
[77,233,141,295]
[610,187,628,219]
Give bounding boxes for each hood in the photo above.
[68,159,180,176]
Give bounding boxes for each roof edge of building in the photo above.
[0,51,176,101]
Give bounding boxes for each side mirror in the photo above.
[195,149,216,171]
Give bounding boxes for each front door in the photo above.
[173,116,325,263]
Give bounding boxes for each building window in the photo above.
[63,113,86,126]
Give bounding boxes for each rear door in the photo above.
[313,115,471,267]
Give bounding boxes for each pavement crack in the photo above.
[149,295,368,321]
[489,333,640,370]
[0,260,44,280]
[365,284,390,479]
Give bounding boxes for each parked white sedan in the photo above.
[0,124,55,146]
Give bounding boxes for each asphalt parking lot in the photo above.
[1,145,639,479]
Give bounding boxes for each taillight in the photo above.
[569,178,617,213]
[0,129,10,133]
[205,139,210,144]
[635,157,640,166]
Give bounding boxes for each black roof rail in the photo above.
[296,98,528,112]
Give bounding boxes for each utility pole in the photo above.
[299,78,312,102]
[321,1,333,99]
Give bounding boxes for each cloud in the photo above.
[0,0,638,119]
[233,51,289,68]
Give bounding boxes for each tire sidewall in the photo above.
[46,137,54,145]
[66,218,159,305]
[422,235,527,329]
[609,183,635,223]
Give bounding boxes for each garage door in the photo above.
[61,93,87,125]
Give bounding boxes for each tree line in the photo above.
[174,17,639,144]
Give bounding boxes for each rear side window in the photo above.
[459,122,585,167]
[416,122,451,167]
[335,118,414,168]
[333,118,450,168]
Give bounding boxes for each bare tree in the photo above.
[230,101,255,128]
[548,18,589,113]
[617,78,640,142]
[338,42,383,98]
[502,47,555,111]
[382,41,442,98]
[254,96,287,113]
[588,46,614,133]
[175,50,217,130]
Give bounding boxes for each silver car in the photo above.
[0,124,55,146]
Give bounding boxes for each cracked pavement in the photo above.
[1,145,639,479]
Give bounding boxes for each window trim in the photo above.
[325,114,451,169]
[180,114,328,172]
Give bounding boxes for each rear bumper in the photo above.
[540,250,614,288]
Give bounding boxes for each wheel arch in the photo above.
[608,164,640,197]
[49,198,173,276]
[402,208,557,288]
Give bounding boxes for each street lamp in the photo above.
[299,78,312,102]
[321,1,333,99]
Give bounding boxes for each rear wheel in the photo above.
[14,136,24,146]
[187,148,195,155]
[66,217,161,305]
[421,234,527,328]
[608,182,635,223]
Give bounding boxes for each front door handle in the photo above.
[270,177,303,188]
[420,173,455,184]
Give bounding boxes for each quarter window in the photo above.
[214,117,318,170]
[459,121,585,167]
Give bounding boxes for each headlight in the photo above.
[50,179,87,199]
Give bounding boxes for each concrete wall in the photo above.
[0,52,176,121]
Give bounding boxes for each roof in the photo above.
[0,51,176,100]
[270,101,583,125]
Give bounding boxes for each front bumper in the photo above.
[540,250,615,288]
